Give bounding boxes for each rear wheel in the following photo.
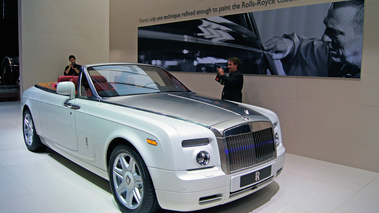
[108,145,160,213]
[23,109,45,152]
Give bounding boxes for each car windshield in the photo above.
[87,64,190,97]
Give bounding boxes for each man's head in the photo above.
[69,55,76,64]
[322,0,364,68]
[227,57,240,72]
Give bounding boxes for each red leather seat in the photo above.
[92,75,112,91]
[70,76,79,87]
[57,76,75,82]
[57,76,79,93]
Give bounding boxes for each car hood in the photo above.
[104,92,269,127]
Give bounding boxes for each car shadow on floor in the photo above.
[44,147,279,213]
[45,147,111,193]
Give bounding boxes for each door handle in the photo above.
[64,101,81,110]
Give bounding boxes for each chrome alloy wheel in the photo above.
[23,113,34,146]
[22,109,44,152]
[112,152,144,210]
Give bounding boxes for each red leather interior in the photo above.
[56,76,79,94]
[57,76,78,87]
[91,75,112,91]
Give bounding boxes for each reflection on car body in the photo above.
[21,63,285,212]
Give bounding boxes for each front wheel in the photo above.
[108,145,160,213]
[23,109,45,152]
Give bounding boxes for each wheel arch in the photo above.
[22,104,30,115]
[104,125,174,172]
[106,137,139,169]
[105,137,160,191]
[22,104,41,136]
[106,137,161,212]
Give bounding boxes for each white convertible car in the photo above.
[21,63,285,213]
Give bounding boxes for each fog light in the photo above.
[196,151,210,166]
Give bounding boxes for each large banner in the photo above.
[138,0,364,79]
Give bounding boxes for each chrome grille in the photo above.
[225,125,276,172]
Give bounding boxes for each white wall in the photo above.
[19,0,109,91]
[110,0,379,172]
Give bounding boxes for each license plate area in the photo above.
[240,166,272,188]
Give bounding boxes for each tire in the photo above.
[23,109,45,152]
[108,145,160,213]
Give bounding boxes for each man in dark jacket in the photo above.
[64,55,81,76]
[216,57,244,102]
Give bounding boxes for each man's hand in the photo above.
[217,67,224,76]
[263,36,294,60]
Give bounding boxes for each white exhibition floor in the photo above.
[1,101,378,213]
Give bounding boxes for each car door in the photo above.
[39,90,79,151]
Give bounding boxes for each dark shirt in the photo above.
[219,70,244,102]
[64,64,81,76]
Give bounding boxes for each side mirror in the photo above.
[57,81,76,100]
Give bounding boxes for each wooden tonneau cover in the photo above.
[35,82,57,93]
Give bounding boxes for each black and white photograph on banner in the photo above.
[138,0,364,79]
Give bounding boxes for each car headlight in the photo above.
[181,138,216,170]
[196,151,210,166]
[275,132,280,146]
[273,122,282,147]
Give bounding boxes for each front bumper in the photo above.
[149,148,285,212]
